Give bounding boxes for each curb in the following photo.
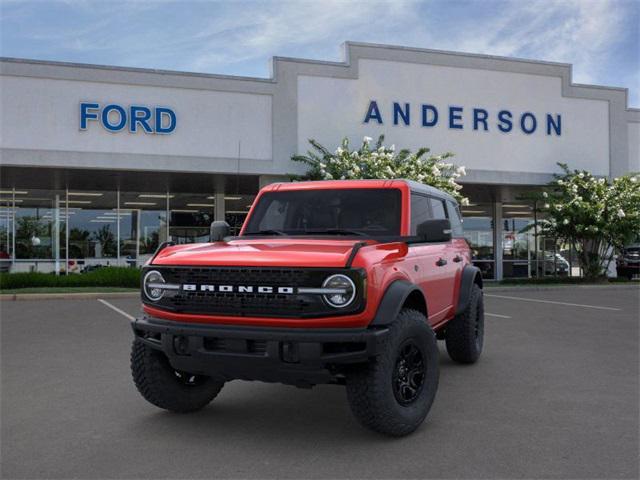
[485,283,640,292]
[0,292,139,301]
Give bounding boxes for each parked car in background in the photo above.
[617,243,640,280]
[0,250,11,272]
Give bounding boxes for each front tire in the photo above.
[131,340,224,413]
[445,283,484,364]
[346,309,439,436]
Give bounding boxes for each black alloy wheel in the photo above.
[392,341,425,405]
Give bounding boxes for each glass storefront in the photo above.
[0,187,255,273]
[0,182,577,280]
[460,203,495,279]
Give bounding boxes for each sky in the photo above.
[1,0,638,106]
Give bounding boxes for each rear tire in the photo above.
[131,340,224,413]
[346,309,439,436]
[445,283,484,364]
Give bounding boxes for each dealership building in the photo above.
[1,42,638,279]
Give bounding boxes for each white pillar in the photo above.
[495,201,503,281]
[54,194,60,275]
[215,193,225,222]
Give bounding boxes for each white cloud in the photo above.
[429,0,632,86]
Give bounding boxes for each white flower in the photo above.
[544,203,550,209]
[557,179,564,185]
[461,198,470,206]
[363,136,372,144]
[456,166,467,176]
[542,191,548,198]
[335,147,343,155]
[631,176,638,183]
[617,209,625,218]
[563,219,569,225]
[578,172,584,178]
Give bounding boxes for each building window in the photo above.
[119,192,169,266]
[65,190,118,271]
[461,203,495,279]
[225,194,256,236]
[502,203,535,278]
[169,192,215,244]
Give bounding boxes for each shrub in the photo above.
[0,267,140,290]
[291,135,469,205]
[536,164,640,280]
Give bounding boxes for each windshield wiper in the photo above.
[246,229,287,236]
[304,229,367,236]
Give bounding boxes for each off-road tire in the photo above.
[345,309,439,436]
[131,340,224,413]
[445,283,484,364]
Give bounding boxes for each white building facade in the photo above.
[1,42,638,279]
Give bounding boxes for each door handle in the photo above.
[453,255,463,263]
[436,258,447,267]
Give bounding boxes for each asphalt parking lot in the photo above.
[1,285,638,479]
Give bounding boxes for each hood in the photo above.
[151,238,373,268]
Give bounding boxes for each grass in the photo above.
[0,267,140,290]
[0,287,138,294]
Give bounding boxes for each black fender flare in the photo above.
[370,280,426,326]
[455,265,483,315]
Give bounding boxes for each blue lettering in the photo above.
[363,100,383,124]
[155,107,176,134]
[421,104,438,127]
[473,108,489,131]
[449,106,463,129]
[80,102,99,130]
[520,112,537,134]
[130,105,153,133]
[546,114,561,136]
[101,104,127,132]
[497,110,513,132]
[393,102,410,126]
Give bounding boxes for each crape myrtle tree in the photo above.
[291,135,469,205]
[537,163,640,279]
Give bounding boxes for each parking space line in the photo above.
[484,294,621,311]
[485,312,511,319]
[97,299,135,320]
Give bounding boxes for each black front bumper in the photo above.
[131,316,388,386]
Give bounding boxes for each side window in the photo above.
[429,198,447,220]
[410,193,431,235]
[446,200,464,237]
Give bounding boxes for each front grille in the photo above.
[144,266,365,319]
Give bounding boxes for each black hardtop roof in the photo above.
[401,179,458,204]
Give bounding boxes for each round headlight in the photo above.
[143,270,165,302]
[322,274,356,308]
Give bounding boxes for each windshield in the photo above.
[243,188,402,237]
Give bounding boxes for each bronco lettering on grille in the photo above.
[182,284,295,294]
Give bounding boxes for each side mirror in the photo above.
[210,221,230,242]
[416,219,452,243]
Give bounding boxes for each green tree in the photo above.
[537,163,640,279]
[292,135,469,205]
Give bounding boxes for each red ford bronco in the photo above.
[131,179,484,436]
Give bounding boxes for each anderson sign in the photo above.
[363,100,562,136]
